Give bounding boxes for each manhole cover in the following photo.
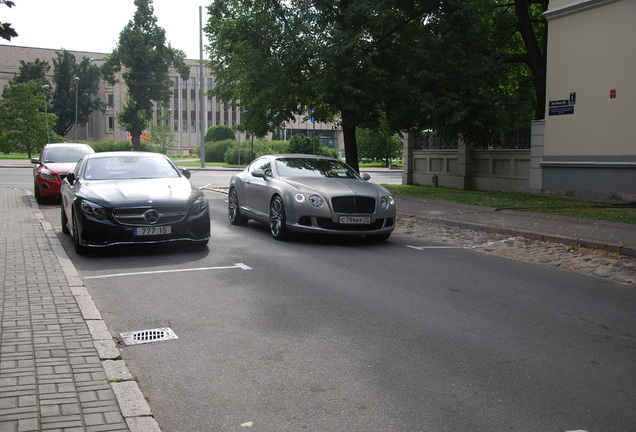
[120,327,178,346]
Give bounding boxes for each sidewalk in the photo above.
[0,187,160,432]
[396,195,636,257]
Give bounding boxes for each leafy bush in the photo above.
[288,134,337,157]
[205,125,235,142]
[224,145,252,165]
[206,139,236,162]
[89,140,160,153]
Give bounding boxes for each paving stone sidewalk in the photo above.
[0,187,159,432]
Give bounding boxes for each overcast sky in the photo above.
[4,0,208,59]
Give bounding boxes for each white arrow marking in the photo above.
[84,263,252,279]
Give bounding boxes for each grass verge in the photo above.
[385,185,636,225]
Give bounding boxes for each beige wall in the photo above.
[544,0,635,157]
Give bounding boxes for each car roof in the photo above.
[85,151,167,159]
[43,142,94,150]
[267,154,338,160]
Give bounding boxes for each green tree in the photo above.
[51,50,104,137]
[0,0,17,41]
[205,124,235,142]
[0,81,57,157]
[205,0,436,172]
[357,123,403,167]
[102,0,190,151]
[205,0,547,160]
[2,59,50,97]
[147,109,175,153]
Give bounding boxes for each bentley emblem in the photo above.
[143,209,160,224]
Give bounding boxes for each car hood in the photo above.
[282,177,389,197]
[81,178,199,205]
[40,162,78,174]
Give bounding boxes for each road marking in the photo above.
[407,245,469,250]
[84,263,252,279]
[407,238,518,251]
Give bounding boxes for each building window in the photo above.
[107,94,114,108]
[108,117,114,131]
[182,110,188,132]
[191,110,196,132]
[190,77,196,100]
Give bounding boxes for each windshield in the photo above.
[275,158,359,179]
[43,147,92,163]
[84,155,181,180]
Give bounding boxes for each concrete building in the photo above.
[538,0,635,201]
[0,44,342,153]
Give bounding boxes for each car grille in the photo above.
[331,196,376,214]
[112,206,187,226]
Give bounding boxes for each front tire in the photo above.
[61,205,69,234]
[228,187,249,226]
[72,211,87,255]
[269,195,290,241]
[34,181,46,204]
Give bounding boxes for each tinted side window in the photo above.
[248,158,272,177]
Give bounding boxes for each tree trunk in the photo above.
[341,111,359,173]
[131,130,142,151]
[515,0,548,120]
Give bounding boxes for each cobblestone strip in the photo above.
[397,216,636,285]
[0,188,130,432]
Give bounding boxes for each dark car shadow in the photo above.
[238,220,394,248]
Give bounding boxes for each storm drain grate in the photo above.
[120,327,178,346]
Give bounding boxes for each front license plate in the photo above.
[339,216,370,224]
[133,226,172,236]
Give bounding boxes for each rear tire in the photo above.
[269,195,290,241]
[228,188,249,226]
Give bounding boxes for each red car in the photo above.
[32,143,95,204]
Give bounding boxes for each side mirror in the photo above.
[31,158,40,164]
[361,173,371,181]
[251,169,266,179]
[181,168,191,179]
[66,172,76,185]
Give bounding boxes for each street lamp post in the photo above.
[73,76,80,141]
[42,84,50,144]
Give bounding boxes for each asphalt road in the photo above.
[31,189,636,432]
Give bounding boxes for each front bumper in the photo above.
[76,210,211,248]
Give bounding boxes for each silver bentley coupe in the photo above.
[228,154,396,241]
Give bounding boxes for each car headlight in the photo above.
[379,195,395,210]
[308,195,325,208]
[295,194,325,208]
[39,170,57,181]
[191,195,208,214]
[81,201,107,219]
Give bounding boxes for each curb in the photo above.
[32,194,162,432]
[398,212,636,258]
